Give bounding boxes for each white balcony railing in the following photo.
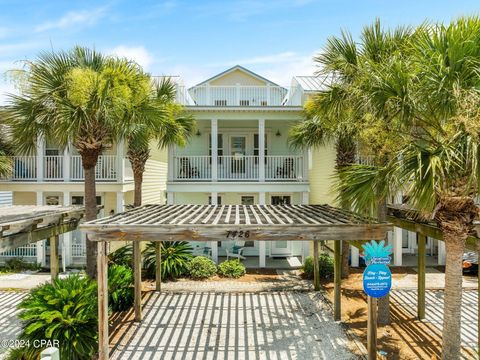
[3,155,127,182]
[0,244,37,258]
[182,85,290,106]
[44,156,63,180]
[172,155,306,181]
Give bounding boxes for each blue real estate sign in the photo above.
[362,241,393,298]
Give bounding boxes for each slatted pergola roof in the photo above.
[81,204,391,242]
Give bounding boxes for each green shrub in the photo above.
[108,243,133,268]
[108,264,134,312]
[15,274,97,360]
[143,241,193,279]
[303,254,334,279]
[4,257,41,272]
[187,256,217,280]
[218,259,246,278]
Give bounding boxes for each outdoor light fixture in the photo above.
[196,129,201,136]
[276,130,281,137]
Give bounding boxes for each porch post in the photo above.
[351,246,360,267]
[334,240,342,321]
[133,241,142,322]
[258,192,266,268]
[36,135,44,181]
[36,191,46,267]
[258,119,265,181]
[97,241,109,360]
[167,145,174,182]
[438,240,446,265]
[211,119,218,181]
[63,144,70,181]
[417,232,426,320]
[210,192,219,263]
[63,191,72,267]
[393,227,403,266]
[116,191,125,214]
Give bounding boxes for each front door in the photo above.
[230,135,247,174]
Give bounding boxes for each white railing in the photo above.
[357,155,375,166]
[172,155,306,181]
[173,156,211,180]
[44,156,63,180]
[218,155,259,180]
[265,155,305,180]
[11,156,37,180]
[71,155,117,181]
[71,243,86,257]
[185,85,290,106]
[0,244,37,258]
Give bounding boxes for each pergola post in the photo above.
[133,241,142,322]
[334,240,341,321]
[367,296,377,360]
[97,241,109,360]
[417,232,426,320]
[49,235,59,281]
[155,242,162,292]
[313,241,320,291]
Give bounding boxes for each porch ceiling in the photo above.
[81,204,392,242]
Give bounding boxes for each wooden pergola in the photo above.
[81,203,392,360]
[0,205,86,280]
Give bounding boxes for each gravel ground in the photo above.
[111,291,358,360]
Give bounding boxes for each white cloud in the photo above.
[35,7,107,32]
[107,46,154,69]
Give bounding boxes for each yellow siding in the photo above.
[13,192,36,205]
[210,69,266,86]
[142,159,167,205]
[308,144,337,205]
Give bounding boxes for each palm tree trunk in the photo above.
[441,230,466,359]
[377,197,390,325]
[83,160,98,279]
[336,136,356,279]
[133,169,143,207]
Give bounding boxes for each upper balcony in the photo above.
[1,154,133,183]
[177,85,295,107]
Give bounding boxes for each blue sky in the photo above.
[0,0,479,102]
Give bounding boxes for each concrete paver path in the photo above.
[111,291,356,360]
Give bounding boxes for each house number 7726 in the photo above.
[226,230,250,239]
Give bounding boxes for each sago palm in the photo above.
[5,47,152,278]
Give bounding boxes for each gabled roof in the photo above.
[191,65,284,88]
[294,76,327,92]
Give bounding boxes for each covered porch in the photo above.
[81,203,391,360]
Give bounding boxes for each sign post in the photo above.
[361,240,393,360]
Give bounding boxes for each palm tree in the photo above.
[126,78,194,207]
[5,47,152,278]
[337,17,480,359]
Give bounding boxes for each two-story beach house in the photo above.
[166,66,336,267]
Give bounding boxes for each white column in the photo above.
[205,83,211,106]
[393,227,403,266]
[302,149,308,181]
[63,144,70,181]
[63,191,72,267]
[210,192,218,205]
[167,192,174,205]
[302,192,309,205]
[438,240,446,265]
[302,241,310,263]
[258,119,265,181]
[116,139,125,183]
[116,192,125,213]
[36,135,44,181]
[408,231,417,254]
[211,119,218,181]
[211,241,218,263]
[167,145,174,181]
[258,191,266,267]
[351,246,360,267]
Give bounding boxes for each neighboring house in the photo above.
[167,65,336,267]
[0,138,167,267]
